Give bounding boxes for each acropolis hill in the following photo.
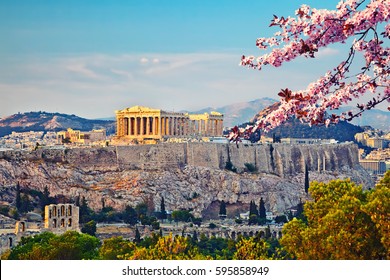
[0,142,373,217]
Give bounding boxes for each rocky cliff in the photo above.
[0,143,373,217]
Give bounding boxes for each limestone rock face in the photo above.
[0,143,373,216]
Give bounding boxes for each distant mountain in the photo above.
[264,118,364,142]
[0,111,116,137]
[191,98,278,127]
[338,107,390,131]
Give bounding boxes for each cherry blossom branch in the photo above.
[230,0,390,142]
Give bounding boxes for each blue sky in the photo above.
[0,0,351,118]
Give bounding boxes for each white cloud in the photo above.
[140,57,149,64]
[66,63,102,79]
[316,47,340,58]
[0,52,336,118]
[110,68,134,79]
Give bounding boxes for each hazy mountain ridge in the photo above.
[0,111,115,137]
[250,104,365,142]
[0,98,387,138]
[339,107,390,131]
[190,98,278,127]
[193,98,389,131]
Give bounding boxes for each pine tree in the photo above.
[249,200,258,217]
[219,200,227,218]
[20,194,32,213]
[41,186,51,211]
[160,197,167,221]
[123,205,138,226]
[80,196,90,223]
[192,231,198,243]
[75,195,80,207]
[134,227,141,243]
[296,198,305,221]
[259,198,266,218]
[304,164,310,194]
[259,197,267,225]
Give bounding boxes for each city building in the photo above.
[114,105,224,143]
[280,138,338,145]
[354,132,370,146]
[44,204,80,233]
[366,138,390,149]
[0,204,80,254]
[359,160,387,175]
[57,128,106,145]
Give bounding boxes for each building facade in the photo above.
[115,105,223,142]
[0,204,80,254]
[359,160,387,175]
[57,128,106,145]
[44,204,80,233]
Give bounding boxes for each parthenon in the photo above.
[115,105,223,142]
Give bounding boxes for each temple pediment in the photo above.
[118,105,161,113]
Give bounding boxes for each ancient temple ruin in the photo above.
[115,105,224,142]
[44,204,80,233]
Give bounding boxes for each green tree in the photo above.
[233,237,272,260]
[363,171,390,258]
[50,231,100,260]
[248,214,258,225]
[295,198,305,221]
[79,196,91,223]
[244,163,257,173]
[128,234,209,260]
[275,215,288,224]
[20,194,33,213]
[123,205,138,226]
[135,202,148,220]
[280,177,389,259]
[75,195,80,207]
[6,231,100,260]
[41,186,51,211]
[134,227,141,243]
[249,200,258,217]
[225,161,237,172]
[160,197,167,221]
[81,220,97,237]
[99,236,136,260]
[304,164,310,194]
[171,210,194,223]
[259,197,267,225]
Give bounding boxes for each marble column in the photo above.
[146,116,150,135]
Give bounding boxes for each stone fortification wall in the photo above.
[115,144,187,170]
[0,143,359,175]
[113,142,359,176]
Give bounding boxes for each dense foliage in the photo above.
[280,171,390,259]
[3,172,389,260]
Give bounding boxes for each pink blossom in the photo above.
[238,0,389,135]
